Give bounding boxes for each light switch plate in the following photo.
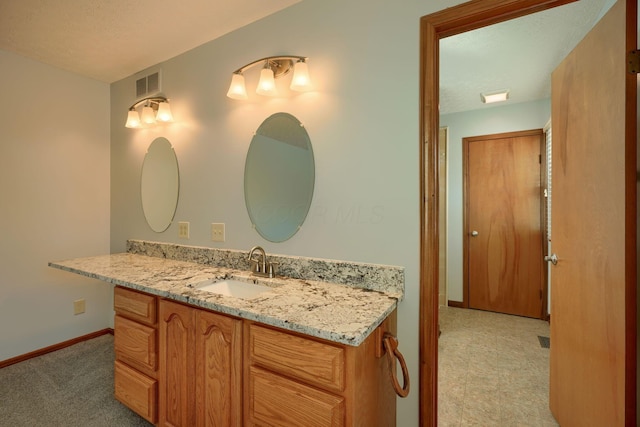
[211,223,225,242]
[178,222,189,239]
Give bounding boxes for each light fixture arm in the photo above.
[128,96,169,111]
[232,55,308,78]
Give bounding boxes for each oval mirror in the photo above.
[141,137,180,232]
[244,112,315,242]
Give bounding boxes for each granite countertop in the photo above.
[49,253,399,347]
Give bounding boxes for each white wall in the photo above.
[0,50,111,361]
[110,0,473,424]
[440,99,551,302]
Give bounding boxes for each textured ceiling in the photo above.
[0,0,299,83]
[0,0,623,109]
[439,0,612,114]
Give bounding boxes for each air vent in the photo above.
[135,78,147,98]
[135,70,162,98]
[147,72,160,93]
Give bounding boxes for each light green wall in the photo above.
[0,49,111,361]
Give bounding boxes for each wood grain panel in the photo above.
[247,366,345,427]
[549,0,635,424]
[464,130,544,318]
[114,315,157,374]
[159,300,195,427]
[115,360,157,424]
[114,286,157,326]
[195,309,242,427]
[248,323,345,393]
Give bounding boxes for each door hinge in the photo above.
[538,154,542,164]
[627,50,640,74]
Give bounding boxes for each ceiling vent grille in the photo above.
[135,70,162,98]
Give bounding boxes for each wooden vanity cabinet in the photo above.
[158,299,242,427]
[113,286,159,424]
[114,287,397,427]
[244,311,397,427]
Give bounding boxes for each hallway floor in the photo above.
[437,306,559,426]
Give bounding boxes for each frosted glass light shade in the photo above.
[290,61,312,92]
[156,102,173,122]
[256,68,277,96]
[227,73,248,100]
[141,106,156,124]
[481,90,510,104]
[125,110,141,128]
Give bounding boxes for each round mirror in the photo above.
[244,112,315,242]
[141,137,180,232]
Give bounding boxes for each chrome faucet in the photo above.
[248,246,277,278]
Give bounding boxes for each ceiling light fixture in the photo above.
[227,55,312,100]
[125,96,173,128]
[481,90,510,104]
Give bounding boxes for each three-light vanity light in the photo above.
[227,55,312,100]
[125,96,174,129]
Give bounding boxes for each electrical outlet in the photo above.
[73,299,85,315]
[178,221,190,239]
[211,223,225,242]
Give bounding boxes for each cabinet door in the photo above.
[195,309,242,427]
[159,300,195,427]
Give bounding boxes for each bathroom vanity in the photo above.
[49,242,405,427]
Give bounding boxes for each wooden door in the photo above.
[464,130,544,318]
[549,0,636,425]
[159,300,195,427]
[195,309,243,427]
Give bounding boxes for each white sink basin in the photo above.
[193,278,275,299]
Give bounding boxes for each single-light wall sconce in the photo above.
[125,96,173,128]
[227,55,312,100]
[480,89,510,104]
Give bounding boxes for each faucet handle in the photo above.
[267,262,279,278]
[250,258,262,274]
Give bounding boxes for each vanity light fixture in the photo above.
[125,96,173,128]
[227,55,312,100]
[481,89,510,104]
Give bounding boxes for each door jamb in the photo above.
[418,1,576,425]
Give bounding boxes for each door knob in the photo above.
[471,230,479,237]
[544,253,558,265]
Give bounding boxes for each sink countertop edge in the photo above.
[48,253,399,347]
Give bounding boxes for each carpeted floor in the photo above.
[0,334,152,427]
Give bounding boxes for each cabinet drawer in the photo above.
[114,286,157,326]
[115,315,157,373]
[115,360,157,424]
[247,366,344,427]
[247,323,345,392]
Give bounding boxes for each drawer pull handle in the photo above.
[383,333,410,397]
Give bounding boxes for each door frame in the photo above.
[418,0,577,425]
[462,129,546,319]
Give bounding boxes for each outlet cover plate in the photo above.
[178,221,190,239]
[211,223,225,242]
[73,299,86,315]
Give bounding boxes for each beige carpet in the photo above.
[0,334,151,427]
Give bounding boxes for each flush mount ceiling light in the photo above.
[481,89,510,104]
[227,55,312,100]
[125,96,173,128]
